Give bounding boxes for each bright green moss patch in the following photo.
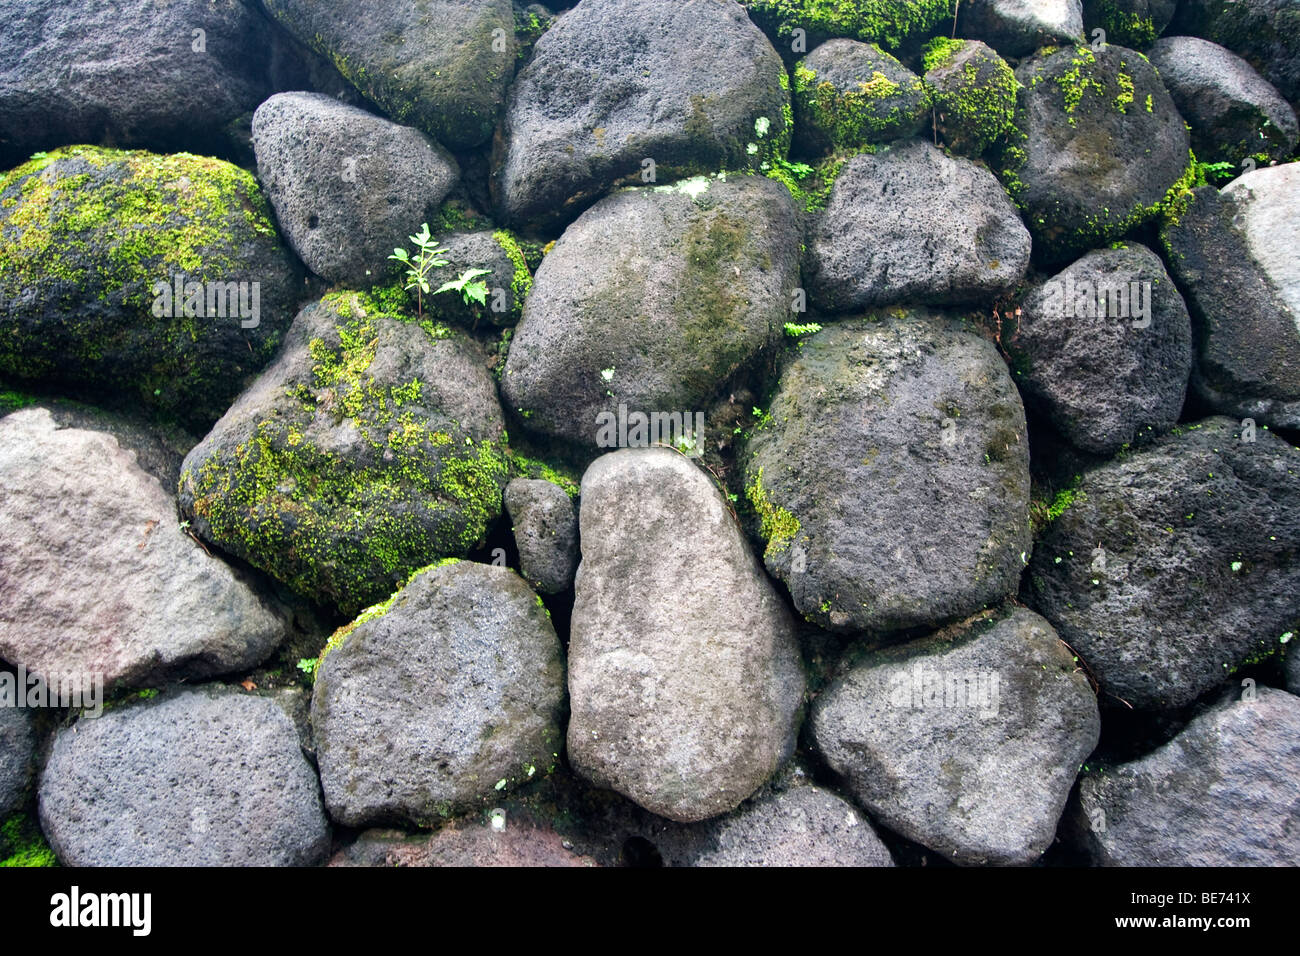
[922,36,965,72]
[743,0,956,51]
[0,813,57,868]
[794,56,929,150]
[1089,0,1160,48]
[746,466,800,556]
[492,229,533,311]
[924,40,1020,156]
[508,453,581,498]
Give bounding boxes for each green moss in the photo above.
[508,453,581,498]
[742,0,956,51]
[766,151,857,211]
[0,388,38,414]
[746,466,799,556]
[1056,47,1105,126]
[925,43,1020,155]
[921,36,965,72]
[492,229,533,314]
[1090,0,1160,48]
[0,813,57,868]
[794,57,928,149]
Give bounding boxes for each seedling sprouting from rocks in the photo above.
[389,223,448,318]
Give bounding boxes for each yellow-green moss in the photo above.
[746,466,800,556]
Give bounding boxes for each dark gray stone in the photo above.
[311,561,565,827]
[0,707,35,817]
[504,478,578,595]
[38,688,330,866]
[960,0,1085,56]
[1171,0,1300,105]
[793,40,929,153]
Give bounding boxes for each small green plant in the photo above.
[436,268,492,308]
[784,321,823,338]
[389,224,449,318]
[297,658,318,675]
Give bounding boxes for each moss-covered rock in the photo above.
[793,39,929,152]
[922,37,1019,156]
[1082,0,1176,49]
[0,145,302,429]
[424,229,534,329]
[178,290,510,616]
[743,0,955,52]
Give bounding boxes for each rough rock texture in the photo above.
[0,0,274,167]
[960,0,1085,56]
[502,176,800,447]
[39,688,330,866]
[428,230,533,329]
[1171,0,1300,105]
[312,561,565,827]
[1287,648,1300,696]
[504,478,578,595]
[1161,166,1300,429]
[793,40,929,152]
[742,314,1032,635]
[262,0,516,151]
[568,449,805,823]
[0,408,285,688]
[922,39,1019,157]
[1004,44,1191,264]
[1027,417,1300,710]
[1009,243,1192,454]
[179,292,508,616]
[1082,0,1177,48]
[251,93,459,287]
[1071,687,1300,865]
[805,142,1030,311]
[493,0,790,231]
[0,706,35,817]
[813,607,1100,865]
[1148,37,1299,166]
[330,823,598,868]
[0,146,301,430]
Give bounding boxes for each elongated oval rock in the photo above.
[743,313,1032,635]
[568,448,805,823]
[38,688,330,866]
[812,606,1100,865]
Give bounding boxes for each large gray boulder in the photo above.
[39,688,330,866]
[179,291,509,616]
[1171,0,1300,105]
[742,314,1032,635]
[502,175,800,448]
[504,478,578,595]
[1027,417,1300,710]
[1160,164,1300,429]
[960,0,1085,56]
[312,561,565,827]
[493,0,790,231]
[0,146,302,430]
[922,39,1020,157]
[0,707,35,818]
[804,141,1031,311]
[1009,243,1192,454]
[568,449,805,823]
[1148,37,1298,166]
[1003,44,1191,264]
[793,40,929,153]
[0,408,285,689]
[0,0,274,167]
[813,607,1100,865]
[261,0,517,150]
[251,93,459,287]
[1071,687,1300,865]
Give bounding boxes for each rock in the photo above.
[251,93,460,287]
[0,0,274,168]
[959,0,1085,57]
[812,607,1100,865]
[568,449,804,823]
[1082,0,1176,48]
[658,783,896,867]
[1171,0,1300,105]
[1008,243,1192,454]
[179,290,509,616]
[1002,44,1191,265]
[1160,166,1300,429]
[261,0,516,151]
[742,0,955,52]
[0,146,302,430]
[1027,417,1300,710]
[1148,37,1298,166]
[1287,647,1300,695]
[0,707,35,817]
[1071,687,1300,865]
[793,40,929,152]
[0,408,285,688]
[38,688,330,866]
[804,141,1030,311]
[921,38,1019,157]
[493,0,790,231]
[312,561,565,827]
[502,175,799,447]
[504,478,578,595]
[742,314,1032,634]
[428,230,533,329]
[330,823,598,867]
